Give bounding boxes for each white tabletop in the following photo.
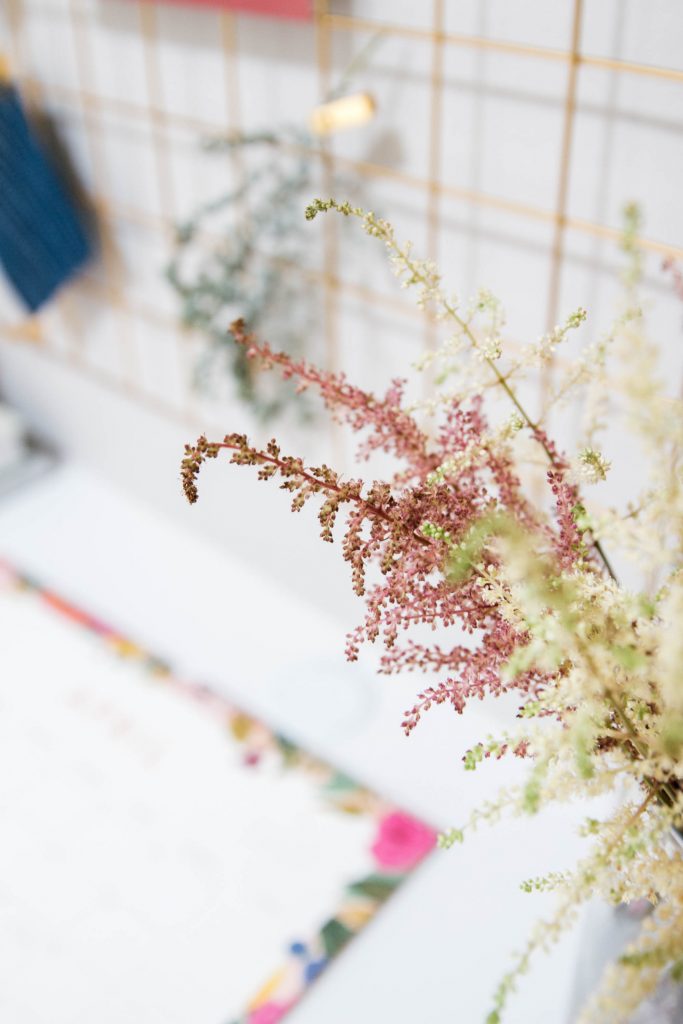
[0,462,590,1023]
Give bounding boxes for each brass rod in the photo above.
[67,0,135,379]
[324,13,568,62]
[582,52,683,84]
[426,0,445,271]
[137,0,198,416]
[537,0,583,499]
[314,0,345,465]
[423,0,445,403]
[138,1,177,234]
[323,13,683,85]
[219,11,248,211]
[545,0,584,333]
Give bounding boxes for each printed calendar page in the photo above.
[0,564,435,1024]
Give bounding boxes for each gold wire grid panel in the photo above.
[1,0,682,441]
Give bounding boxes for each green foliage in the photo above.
[619,947,671,970]
[520,871,567,894]
[444,514,502,583]
[670,958,683,982]
[348,873,404,901]
[522,764,547,815]
[662,715,683,758]
[611,644,647,671]
[167,127,320,418]
[437,828,464,849]
[320,917,354,957]
[167,46,380,419]
[463,744,485,771]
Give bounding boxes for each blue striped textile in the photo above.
[0,85,92,312]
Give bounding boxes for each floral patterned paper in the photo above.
[0,559,436,1022]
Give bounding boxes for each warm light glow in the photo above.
[309,92,376,136]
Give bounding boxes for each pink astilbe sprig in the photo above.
[548,468,585,571]
[532,424,616,579]
[182,345,561,727]
[400,622,548,735]
[230,318,437,479]
[378,638,475,676]
[184,431,399,533]
[486,439,540,532]
[182,433,536,719]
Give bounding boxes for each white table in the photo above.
[0,463,589,1023]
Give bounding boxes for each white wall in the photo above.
[1,0,682,615]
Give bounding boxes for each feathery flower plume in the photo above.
[182,201,683,1023]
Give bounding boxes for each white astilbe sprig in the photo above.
[576,447,612,484]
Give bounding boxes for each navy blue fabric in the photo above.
[0,86,92,312]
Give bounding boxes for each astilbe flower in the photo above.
[183,320,567,737]
[182,202,683,1024]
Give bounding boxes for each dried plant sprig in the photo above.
[166,40,381,419]
[228,318,434,476]
[182,430,431,561]
[168,129,319,417]
[182,202,683,1022]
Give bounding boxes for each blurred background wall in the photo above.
[0,0,682,618]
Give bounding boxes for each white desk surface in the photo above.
[0,463,590,1024]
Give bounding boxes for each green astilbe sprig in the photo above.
[167,128,318,417]
[166,40,381,419]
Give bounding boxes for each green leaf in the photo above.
[348,873,404,902]
[320,917,354,958]
[522,767,544,814]
[274,734,299,765]
[611,644,646,671]
[662,715,683,758]
[463,744,485,771]
[671,958,683,982]
[438,828,464,849]
[324,771,358,793]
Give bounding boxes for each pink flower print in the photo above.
[371,811,436,870]
[248,1002,292,1024]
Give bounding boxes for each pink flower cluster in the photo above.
[248,1002,292,1024]
[371,812,436,870]
[183,320,600,740]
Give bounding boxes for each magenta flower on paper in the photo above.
[248,1002,292,1024]
[371,811,436,870]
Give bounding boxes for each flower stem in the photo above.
[215,440,433,546]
